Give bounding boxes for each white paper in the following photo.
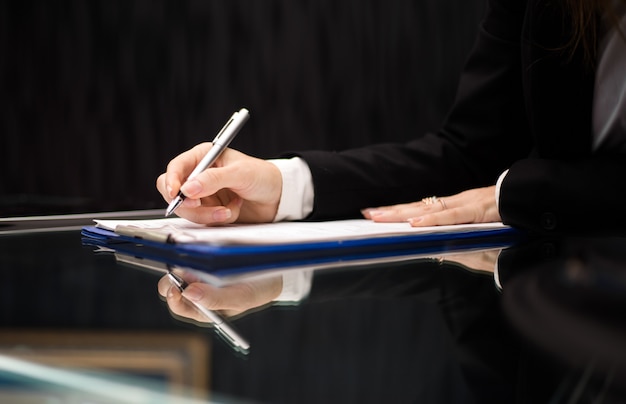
[94,218,510,246]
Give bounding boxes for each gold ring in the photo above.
[438,198,447,210]
[422,196,437,205]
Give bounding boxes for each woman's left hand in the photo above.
[361,186,501,226]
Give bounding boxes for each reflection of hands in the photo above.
[362,186,501,226]
[436,248,502,274]
[158,273,283,323]
[156,143,282,225]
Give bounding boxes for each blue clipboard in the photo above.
[81,224,523,278]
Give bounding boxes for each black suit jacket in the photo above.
[292,0,626,235]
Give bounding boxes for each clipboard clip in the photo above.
[116,225,172,243]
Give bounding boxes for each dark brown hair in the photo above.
[562,0,625,65]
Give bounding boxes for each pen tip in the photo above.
[165,196,183,217]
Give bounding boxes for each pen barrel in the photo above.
[187,108,249,180]
[188,144,226,179]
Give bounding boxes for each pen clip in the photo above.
[213,118,234,144]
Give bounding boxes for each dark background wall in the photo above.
[0,0,487,216]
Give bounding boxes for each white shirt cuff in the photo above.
[495,169,509,210]
[274,270,313,304]
[268,157,314,222]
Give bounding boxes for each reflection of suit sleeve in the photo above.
[308,260,520,403]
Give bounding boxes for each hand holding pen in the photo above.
[156,108,284,225]
[166,108,250,217]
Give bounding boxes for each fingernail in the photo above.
[212,208,232,222]
[368,210,386,217]
[166,185,174,198]
[181,180,202,197]
[408,217,423,225]
[182,285,203,302]
[360,208,373,218]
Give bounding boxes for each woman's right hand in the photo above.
[156,143,283,225]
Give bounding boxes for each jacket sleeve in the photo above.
[500,156,626,234]
[294,0,532,221]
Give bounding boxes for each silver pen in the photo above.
[167,272,250,353]
[166,108,250,217]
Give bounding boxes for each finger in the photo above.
[178,163,247,200]
[157,173,191,203]
[161,275,223,323]
[365,203,442,222]
[155,173,170,202]
[408,207,474,227]
[182,282,250,312]
[158,271,202,298]
[361,202,422,219]
[171,283,247,320]
[167,291,210,323]
[172,196,243,224]
[182,280,279,314]
[157,275,172,297]
[164,281,203,321]
[165,143,213,198]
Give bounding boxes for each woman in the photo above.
[156,0,625,325]
[157,0,626,235]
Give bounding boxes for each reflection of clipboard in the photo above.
[82,219,522,284]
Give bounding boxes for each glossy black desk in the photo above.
[1,213,625,403]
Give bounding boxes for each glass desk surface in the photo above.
[0,212,625,404]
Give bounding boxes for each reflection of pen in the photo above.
[165,108,250,217]
[167,272,250,352]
